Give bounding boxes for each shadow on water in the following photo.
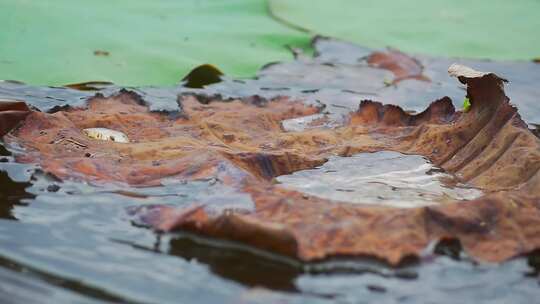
[0,145,34,220]
[0,143,10,157]
[164,232,540,302]
[168,235,302,292]
[165,231,426,293]
[433,238,464,261]
[527,249,540,277]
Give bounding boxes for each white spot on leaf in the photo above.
[82,128,129,143]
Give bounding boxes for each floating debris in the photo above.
[448,63,489,79]
[93,50,110,57]
[182,64,223,88]
[82,128,129,143]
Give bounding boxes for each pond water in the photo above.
[277,151,482,208]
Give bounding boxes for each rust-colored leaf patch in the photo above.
[367,48,430,84]
[3,66,539,266]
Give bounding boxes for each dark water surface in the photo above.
[1,38,539,303]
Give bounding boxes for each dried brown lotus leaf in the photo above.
[4,65,540,265]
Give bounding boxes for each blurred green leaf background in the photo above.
[270,0,540,61]
[1,0,538,86]
[0,0,309,85]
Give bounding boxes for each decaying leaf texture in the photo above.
[3,66,540,266]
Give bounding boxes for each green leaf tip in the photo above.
[462,97,471,112]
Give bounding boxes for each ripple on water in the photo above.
[277,151,482,208]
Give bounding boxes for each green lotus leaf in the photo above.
[270,0,540,61]
[0,0,310,86]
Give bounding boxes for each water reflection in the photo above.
[277,151,482,208]
[0,255,125,303]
